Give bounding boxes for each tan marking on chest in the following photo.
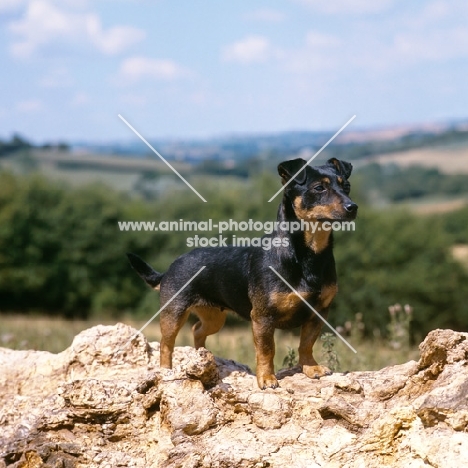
[303,229,332,254]
[319,284,338,309]
[270,291,310,312]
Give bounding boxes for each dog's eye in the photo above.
[314,185,326,193]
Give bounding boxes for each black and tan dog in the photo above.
[127,157,357,389]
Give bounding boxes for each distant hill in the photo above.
[1,119,468,203]
[71,119,468,164]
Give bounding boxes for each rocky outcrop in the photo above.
[0,324,467,467]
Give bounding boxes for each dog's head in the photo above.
[277,157,358,221]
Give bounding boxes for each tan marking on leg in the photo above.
[298,317,332,379]
[191,306,227,349]
[160,308,190,369]
[251,316,278,389]
[319,284,338,309]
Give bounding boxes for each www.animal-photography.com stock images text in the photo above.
[1,1,468,467]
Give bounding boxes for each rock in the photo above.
[161,379,218,437]
[418,328,467,376]
[181,347,219,388]
[1,325,468,467]
[247,392,292,429]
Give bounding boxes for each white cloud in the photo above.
[117,56,189,83]
[221,31,341,73]
[294,0,394,15]
[0,0,27,13]
[295,0,468,77]
[86,16,145,55]
[8,0,145,58]
[222,35,273,64]
[16,99,43,113]
[244,8,286,23]
[282,31,341,74]
[421,1,450,22]
[341,2,468,71]
[393,27,468,62]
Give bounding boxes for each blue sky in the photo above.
[1,0,467,142]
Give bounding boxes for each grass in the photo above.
[0,312,420,373]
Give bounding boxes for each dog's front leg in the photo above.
[298,316,333,379]
[251,317,279,389]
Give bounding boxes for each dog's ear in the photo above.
[278,158,307,185]
[327,158,353,179]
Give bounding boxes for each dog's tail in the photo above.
[127,253,163,290]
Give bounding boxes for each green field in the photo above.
[371,145,468,174]
[0,149,190,193]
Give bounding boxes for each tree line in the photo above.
[0,170,467,339]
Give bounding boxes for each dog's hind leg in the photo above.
[159,306,190,369]
[191,306,227,349]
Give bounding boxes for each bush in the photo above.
[333,208,468,338]
[0,172,157,316]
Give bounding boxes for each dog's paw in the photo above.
[302,365,333,380]
[257,373,280,390]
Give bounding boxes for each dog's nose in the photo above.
[344,202,358,214]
